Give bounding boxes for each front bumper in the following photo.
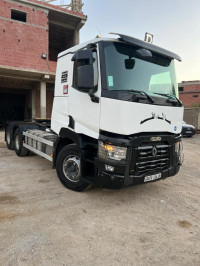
[94,133,182,189]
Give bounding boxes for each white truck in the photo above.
[5,33,184,192]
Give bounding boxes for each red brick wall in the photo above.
[184,84,200,92]
[179,93,200,107]
[179,83,200,107]
[0,0,56,72]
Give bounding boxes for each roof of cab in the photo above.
[58,33,181,62]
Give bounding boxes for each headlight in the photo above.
[98,141,127,161]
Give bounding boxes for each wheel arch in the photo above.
[53,127,98,169]
[53,128,84,167]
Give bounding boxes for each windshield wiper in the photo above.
[153,93,182,106]
[111,89,155,103]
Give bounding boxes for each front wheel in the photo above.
[56,144,90,192]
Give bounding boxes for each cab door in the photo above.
[69,49,101,139]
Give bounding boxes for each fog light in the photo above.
[105,165,114,172]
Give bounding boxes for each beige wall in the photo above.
[183,108,200,130]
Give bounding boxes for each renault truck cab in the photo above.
[50,33,183,190]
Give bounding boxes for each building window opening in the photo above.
[178,86,184,92]
[49,24,74,61]
[11,10,27,23]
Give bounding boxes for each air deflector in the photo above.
[109,33,182,62]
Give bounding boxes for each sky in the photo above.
[77,0,200,83]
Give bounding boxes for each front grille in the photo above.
[136,158,169,174]
[130,144,170,176]
[138,145,168,160]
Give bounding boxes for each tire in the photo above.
[6,125,15,150]
[28,151,35,156]
[14,128,29,157]
[56,144,90,192]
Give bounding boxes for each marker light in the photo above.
[104,144,115,152]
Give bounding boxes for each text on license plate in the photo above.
[144,173,161,182]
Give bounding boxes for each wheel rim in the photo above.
[63,156,81,183]
[15,134,20,151]
[6,128,11,144]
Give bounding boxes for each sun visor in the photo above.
[109,33,182,62]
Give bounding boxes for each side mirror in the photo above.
[72,49,94,64]
[77,64,94,90]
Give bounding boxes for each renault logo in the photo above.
[152,146,157,157]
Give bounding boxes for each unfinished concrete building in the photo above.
[0,0,86,127]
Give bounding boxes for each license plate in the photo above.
[186,131,192,133]
[144,173,161,182]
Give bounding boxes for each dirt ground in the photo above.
[0,131,200,266]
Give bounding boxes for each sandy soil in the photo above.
[0,131,200,266]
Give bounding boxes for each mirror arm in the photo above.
[88,89,99,103]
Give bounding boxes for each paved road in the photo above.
[0,132,200,266]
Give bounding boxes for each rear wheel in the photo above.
[6,125,14,150]
[14,128,29,157]
[56,144,90,192]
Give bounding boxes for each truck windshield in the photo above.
[102,41,178,100]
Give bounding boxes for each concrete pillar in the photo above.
[74,29,80,45]
[40,81,46,118]
[31,89,36,119]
